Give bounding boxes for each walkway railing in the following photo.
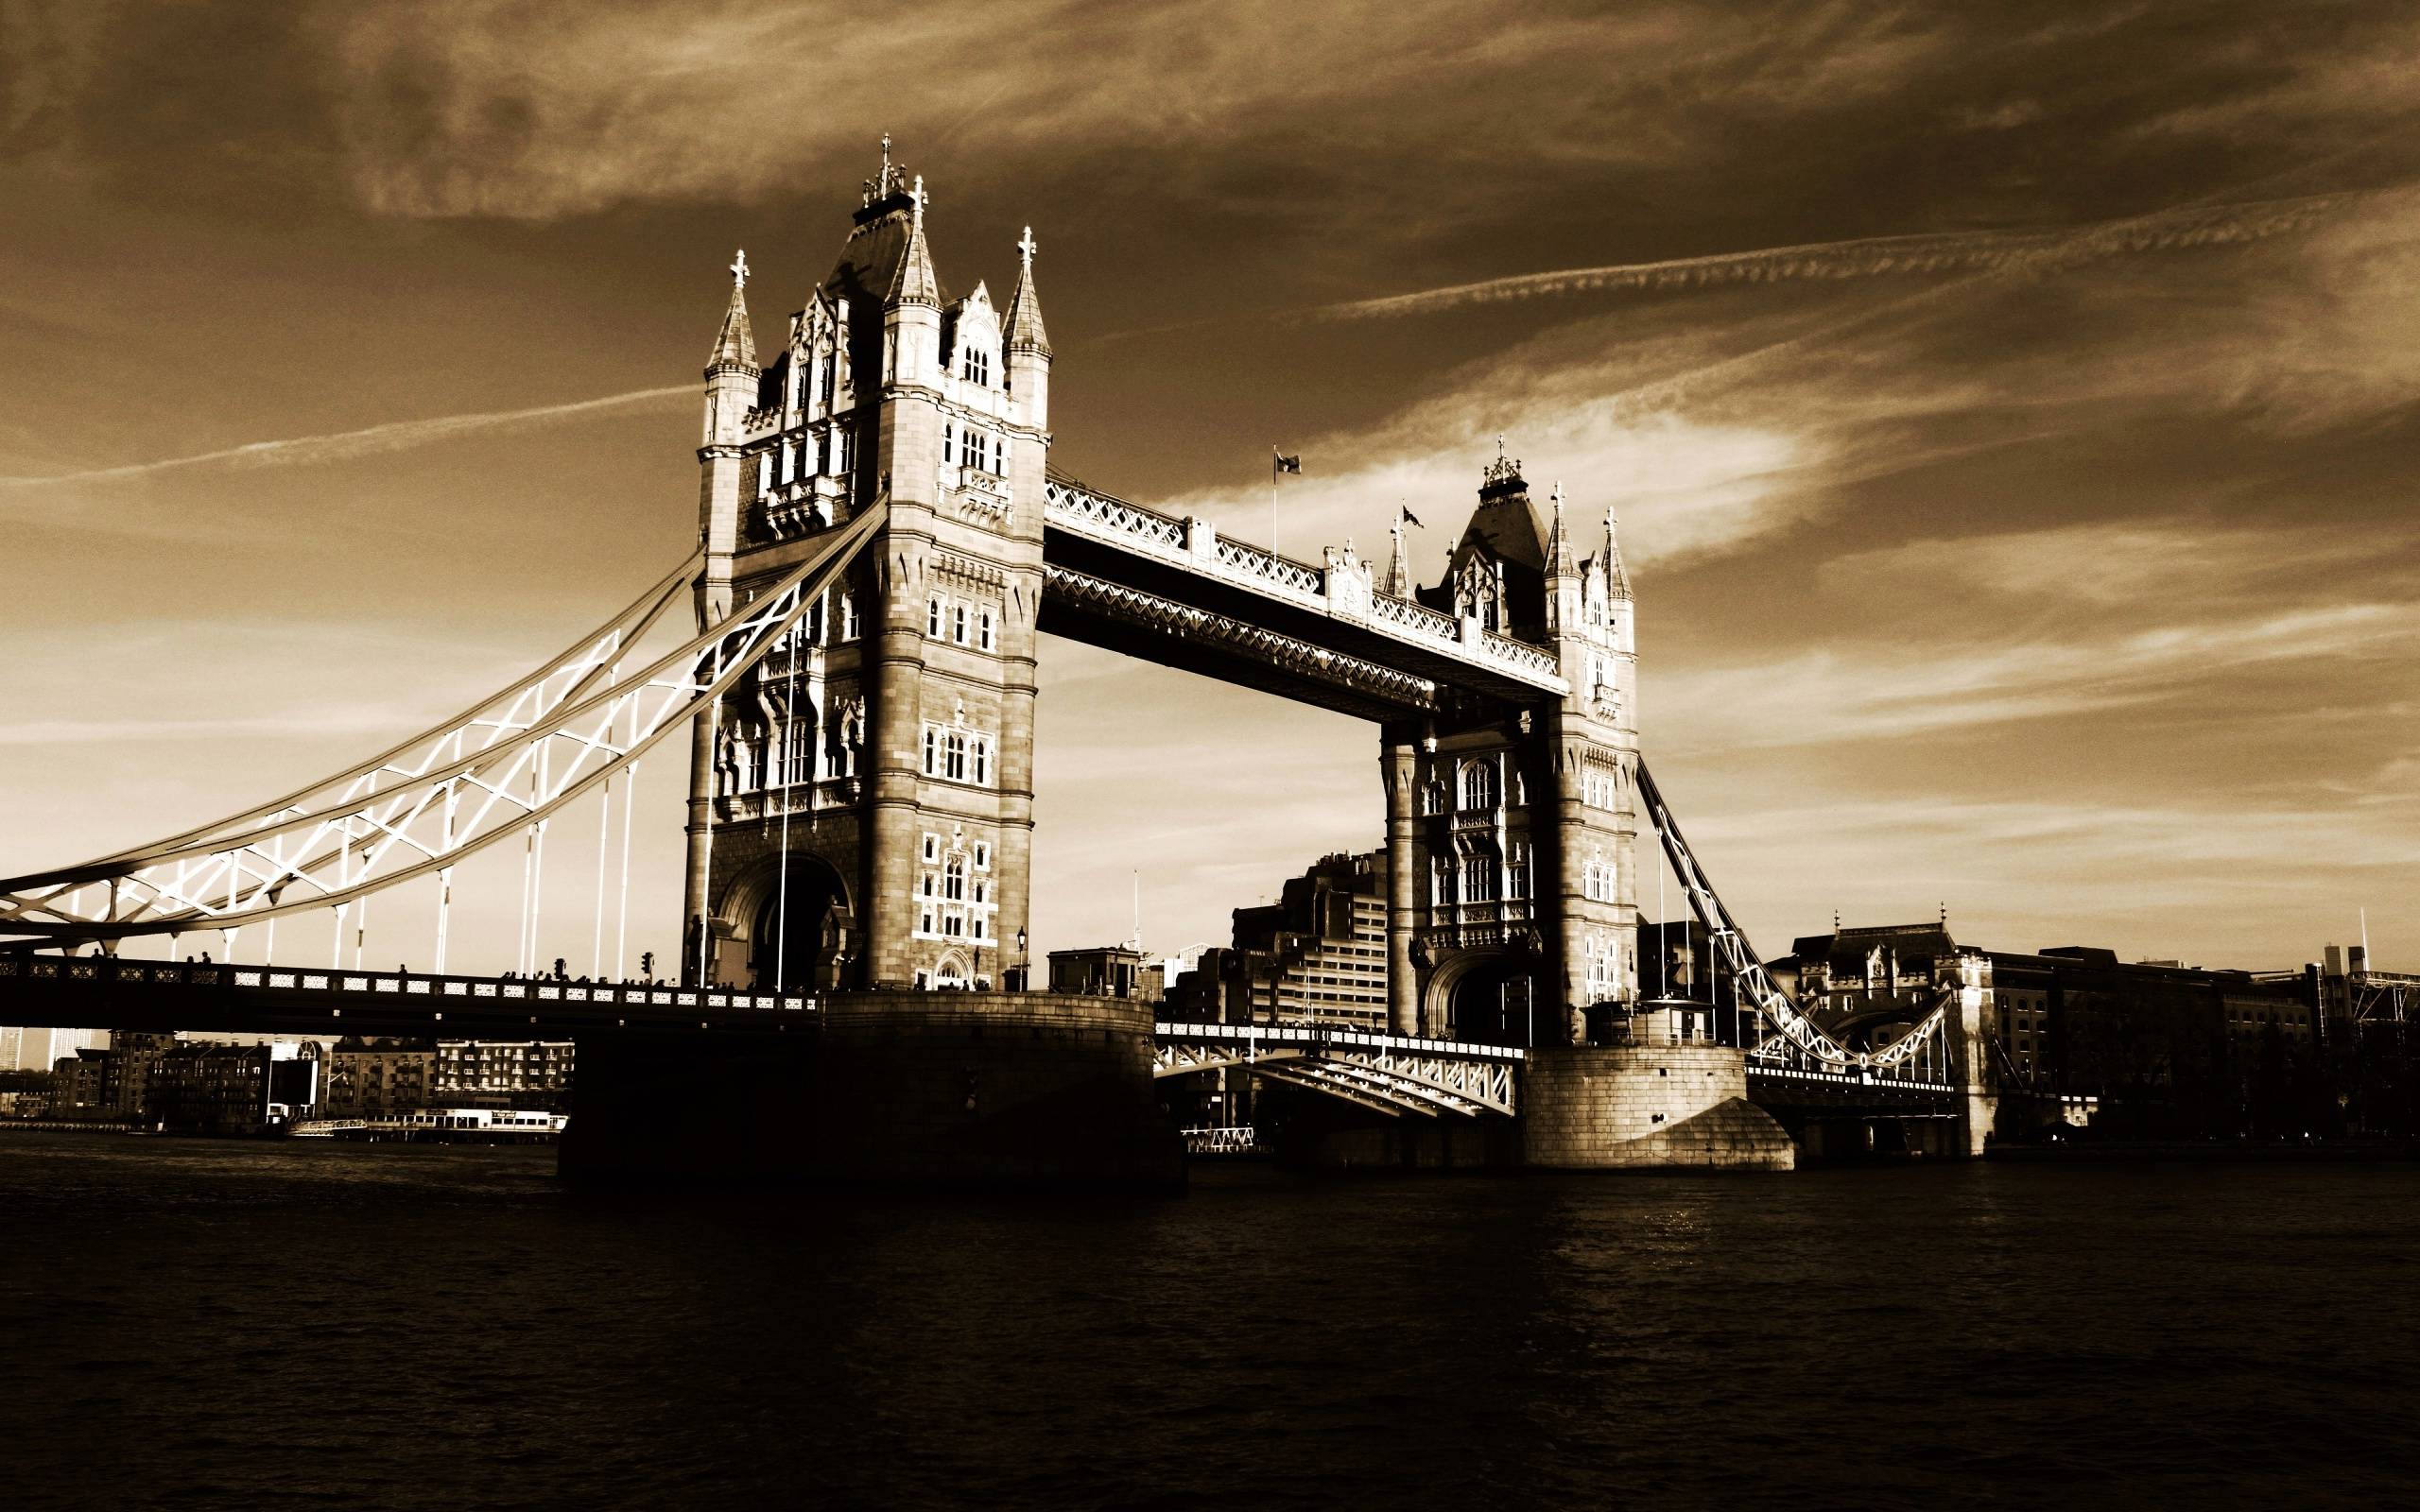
[0,954,813,1015]
[1043,475,1568,695]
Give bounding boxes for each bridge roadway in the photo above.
[1038,475,1567,720]
[1,955,1954,1119]
[0,954,816,1040]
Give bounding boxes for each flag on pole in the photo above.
[1271,449,1303,477]
[1398,503,1425,529]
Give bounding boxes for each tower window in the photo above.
[927,596,944,637]
[978,609,996,651]
[1460,759,1496,812]
[952,604,970,645]
[943,421,956,465]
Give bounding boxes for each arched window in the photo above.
[944,855,968,902]
[1432,857,1455,907]
[1460,759,1496,812]
[1461,853,1497,902]
[782,712,814,786]
[926,596,944,637]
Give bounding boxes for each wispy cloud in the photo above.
[0,385,692,497]
[1305,192,2364,324]
[1659,602,2418,755]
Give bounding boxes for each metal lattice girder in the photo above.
[1358,1049,1519,1114]
[1152,1022,1524,1115]
[1249,1062,1426,1117]
[0,506,888,945]
[1637,758,1954,1083]
[1153,1041,1305,1077]
[75,553,701,873]
[1299,1056,1493,1115]
[1045,564,1440,713]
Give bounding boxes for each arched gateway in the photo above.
[682,144,1642,1043]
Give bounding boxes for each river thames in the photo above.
[4,1133,2414,1509]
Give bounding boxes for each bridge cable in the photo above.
[529,740,550,978]
[694,643,722,989]
[616,756,637,982]
[774,616,798,993]
[592,672,614,982]
[1,511,881,947]
[67,552,700,874]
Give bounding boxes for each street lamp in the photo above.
[1016,927,1028,992]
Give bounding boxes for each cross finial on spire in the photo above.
[864,132,907,203]
[1550,480,1564,512]
[729,249,749,287]
[911,174,926,222]
[1018,226,1037,268]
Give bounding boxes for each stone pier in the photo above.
[561,990,1184,1191]
[1520,1043,1794,1170]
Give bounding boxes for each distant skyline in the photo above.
[4,2,2416,973]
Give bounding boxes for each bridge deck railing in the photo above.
[1152,1019,1526,1062]
[0,955,813,1015]
[1044,477,1567,694]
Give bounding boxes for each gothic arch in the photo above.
[716,850,855,991]
[1423,946,1546,1046]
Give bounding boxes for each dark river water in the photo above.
[3,1133,2414,1510]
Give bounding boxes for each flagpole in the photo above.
[1269,445,1280,557]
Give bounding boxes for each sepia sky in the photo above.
[3,0,2417,974]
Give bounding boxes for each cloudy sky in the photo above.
[3,0,2416,974]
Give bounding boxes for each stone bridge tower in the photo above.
[1387,449,1640,1043]
[683,143,1049,992]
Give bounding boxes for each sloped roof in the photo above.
[707,277,756,371]
[821,191,947,310]
[1005,250,1049,355]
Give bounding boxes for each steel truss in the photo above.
[1045,564,1439,713]
[1636,760,1954,1086]
[1152,1022,1521,1116]
[0,507,888,946]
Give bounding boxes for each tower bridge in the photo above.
[0,143,1986,1182]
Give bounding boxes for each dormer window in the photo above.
[962,347,992,387]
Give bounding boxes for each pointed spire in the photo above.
[1004,225,1051,356]
[1547,481,1576,577]
[707,248,757,372]
[887,175,941,308]
[1601,502,1633,600]
[1384,503,1410,597]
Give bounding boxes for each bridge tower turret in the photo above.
[1399,448,1639,1045]
[1537,484,1640,1041]
[680,141,1046,994]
